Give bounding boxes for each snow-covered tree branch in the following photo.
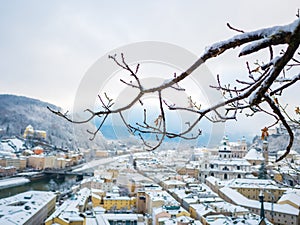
[49,16,300,162]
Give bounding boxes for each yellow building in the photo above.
[35,130,47,139]
[103,196,136,211]
[91,193,102,208]
[189,204,215,221]
[23,125,47,139]
[23,125,34,138]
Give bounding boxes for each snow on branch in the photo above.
[50,17,300,161]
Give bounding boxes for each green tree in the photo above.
[258,162,267,179]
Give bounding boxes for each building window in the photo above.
[211,173,214,177]
[237,165,240,170]
[224,174,228,180]
[237,174,241,178]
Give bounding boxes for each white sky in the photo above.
[0,1,299,139]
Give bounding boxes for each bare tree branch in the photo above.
[49,17,300,161]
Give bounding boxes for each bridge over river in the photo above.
[43,155,125,177]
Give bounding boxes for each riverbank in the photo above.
[0,175,77,199]
[0,177,30,189]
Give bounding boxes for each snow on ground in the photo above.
[0,177,30,189]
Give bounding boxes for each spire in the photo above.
[259,190,265,220]
[262,140,269,166]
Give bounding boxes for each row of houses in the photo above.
[0,151,83,176]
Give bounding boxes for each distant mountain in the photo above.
[0,94,107,150]
[252,133,300,154]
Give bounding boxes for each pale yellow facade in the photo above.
[102,196,136,211]
[234,187,285,202]
[0,157,21,170]
[23,125,46,139]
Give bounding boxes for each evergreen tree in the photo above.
[258,162,267,179]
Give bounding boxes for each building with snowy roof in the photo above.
[88,213,145,225]
[199,158,251,182]
[278,190,300,209]
[45,188,90,225]
[206,176,287,203]
[0,156,26,171]
[209,201,249,217]
[161,179,186,190]
[152,205,190,225]
[158,215,202,225]
[0,190,56,225]
[189,203,216,220]
[198,137,251,182]
[219,187,300,225]
[244,148,265,166]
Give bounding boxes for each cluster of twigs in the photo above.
[49,15,300,162]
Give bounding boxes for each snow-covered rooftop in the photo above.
[45,187,90,224]
[190,203,215,217]
[0,191,56,225]
[220,187,299,215]
[226,178,282,190]
[210,201,249,214]
[210,158,251,166]
[278,192,300,207]
[244,148,264,160]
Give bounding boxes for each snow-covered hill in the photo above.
[0,94,107,150]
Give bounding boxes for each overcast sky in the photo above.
[1,1,299,139]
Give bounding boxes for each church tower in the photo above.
[262,140,269,166]
[218,136,232,159]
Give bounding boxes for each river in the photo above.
[0,175,78,199]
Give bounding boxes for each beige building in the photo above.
[278,190,300,209]
[80,176,114,193]
[177,166,199,178]
[143,190,181,215]
[0,166,16,176]
[219,187,300,225]
[27,155,56,170]
[226,178,286,202]
[161,179,186,190]
[54,157,68,169]
[95,150,109,158]
[153,205,190,225]
[0,157,23,170]
[206,177,287,203]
